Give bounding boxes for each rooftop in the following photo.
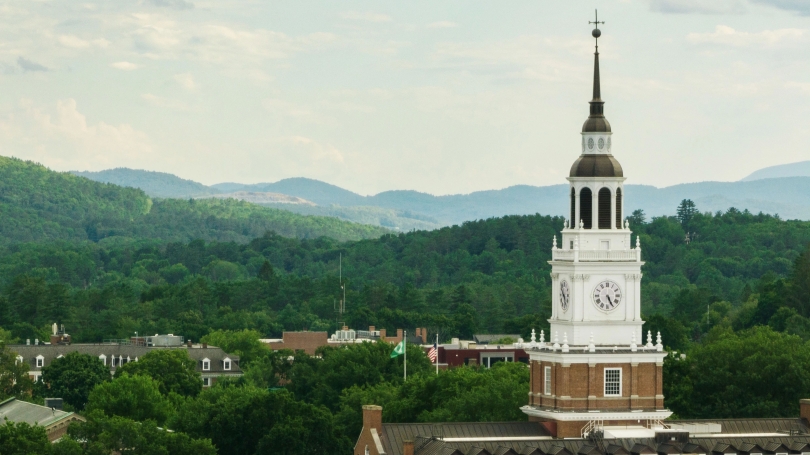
[0,398,78,428]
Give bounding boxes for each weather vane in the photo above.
[589,9,604,49]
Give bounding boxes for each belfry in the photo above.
[521,15,672,438]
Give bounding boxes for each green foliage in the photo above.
[288,342,432,412]
[665,326,810,418]
[676,199,697,227]
[116,350,201,397]
[86,373,174,425]
[0,156,387,245]
[172,386,350,455]
[336,362,529,437]
[200,329,267,366]
[0,343,33,400]
[0,420,53,455]
[41,352,110,411]
[67,411,217,455]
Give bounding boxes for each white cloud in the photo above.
[0,99,153,170]
[427,21,459,29]
[58,35,110,49]
[649,0,746,14]
[687,25,806,47]
[141,93,190,110]
[173,73,196,90]
[110,61,139,70]
[282,136,344,163]
[340,11,392,23]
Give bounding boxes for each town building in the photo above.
[10,331,241,388]
[354,18,810,455]
[423,337,529,368]
[0,398,84,442]
[263,325,420,355]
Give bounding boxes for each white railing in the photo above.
[552,249,640,262]
[581,418,604,438]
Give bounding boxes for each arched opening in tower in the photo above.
[570,188,576,226]
[580,187,592,229]
[616,188,622,229]
[598,187,611,229]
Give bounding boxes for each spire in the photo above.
[582,10,610,133]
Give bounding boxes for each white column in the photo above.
[591,186,599,230]
[574,186,580,229]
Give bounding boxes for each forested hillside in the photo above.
[0,157,387,244]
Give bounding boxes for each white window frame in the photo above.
[99,354,107,366]
[202,377,211,387]
[604,368,622,397]
[15,356,22,365]
[35,355,44,368]
[544,366,552,395]
[202,358,210,371]
[223,358,231,371]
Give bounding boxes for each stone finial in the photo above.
[646,330,654,348]
[625,219,629,229]
[562,333,569,353]
[656,331,663,352]
[636,236,641,248]
[530,328,536,343]
[579,219,584,229]
[552,236,557,249]
[630,332,637,352]
[553,331,560,351]
[588,333,595,353]
[539,330,546,349]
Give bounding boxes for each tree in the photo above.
[0,420,53,455]
[116,349,201,397]
[85,373,174,425]
[68,411,216,455]
[0,342,33,400]
[200,329,267,366]
[41,352,109,411]
[676,199,698,227]
[629,209,646,226]
[666,326,810,418]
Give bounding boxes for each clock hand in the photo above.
[606,295,613,305]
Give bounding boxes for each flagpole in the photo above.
[435,333,439,375]
[404,330,407,381]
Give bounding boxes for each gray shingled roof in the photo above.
[380,421,810,455]
[0,398,77,427]
[8,344,241,375]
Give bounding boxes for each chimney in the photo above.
[415,328,421,339]
[26,339,30,346]
[362,405,382,433]
[379,329,386,340]
[403,440,414,455]
[202,343,208,349]
[396,329,403,343]
[802,399,810,422]
[369,325,376,332]
[187,340,192,347]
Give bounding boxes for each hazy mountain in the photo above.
[71,168,220,198]
[741,160,810,181]
[78,167,810,230]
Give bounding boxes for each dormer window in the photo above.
[35,355,44,368]
[16,356,22,365]
[223,358,231,371]
[112,356,118,367]
[99,354,107,366]
[202,358,210,371]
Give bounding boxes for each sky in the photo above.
[0,0,808,196]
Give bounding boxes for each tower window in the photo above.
[544,366,552,395]
[580,188,592,229]
[570,188,576,226]
[616,188,623,229]
[604,368,622,396]
[598,187,611,229]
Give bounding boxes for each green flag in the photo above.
[390,340,405,358]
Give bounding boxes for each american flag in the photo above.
[427,341,438,363]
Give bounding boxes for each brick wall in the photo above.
[266,332,328,355]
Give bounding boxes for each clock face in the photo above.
[559,280,570,312]
[592,280,622,312]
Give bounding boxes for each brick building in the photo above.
[264,326,416,355]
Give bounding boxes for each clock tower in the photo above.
[521,16,672,438]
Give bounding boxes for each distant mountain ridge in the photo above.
[72,168,221,198]
[75,167,810,230]
[741,160,810,181]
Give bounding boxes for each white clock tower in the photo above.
[521,15,671,438]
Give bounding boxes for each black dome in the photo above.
[582,116,611,133]
[569,154,623,178]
